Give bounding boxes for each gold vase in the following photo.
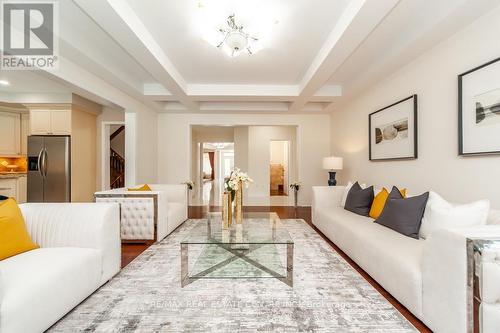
[235,180,243,224]
[222,192,232,229]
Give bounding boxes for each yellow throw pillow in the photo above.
[128,184,152,191]
[369,188,389,219]
[0,198,39,260]
[369,187,407,219]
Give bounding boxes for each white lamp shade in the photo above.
[323,156,343,170]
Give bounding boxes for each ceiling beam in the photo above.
[289,0,400,112]
[73,0,198,111]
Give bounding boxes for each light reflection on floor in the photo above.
[190,180,295,206]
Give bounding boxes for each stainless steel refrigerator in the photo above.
[28,136,71,202]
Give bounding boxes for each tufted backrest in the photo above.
[96,196,155,240]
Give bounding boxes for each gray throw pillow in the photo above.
[0,195,8,201]
[375,188,429,239]
[344,182,374,216]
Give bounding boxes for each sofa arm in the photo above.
[422,226,500,333]
[312,186,345,224]
[19,203,121,283]
[150,184,187,205]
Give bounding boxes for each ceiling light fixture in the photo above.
[216,14,258,57]
[0,80,10,86]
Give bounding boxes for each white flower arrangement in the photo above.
[225,167,253,193]
[182,180,195,190]
[289,181,301,191]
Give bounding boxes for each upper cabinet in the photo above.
[0,112,21,156]
[29,109,71,135]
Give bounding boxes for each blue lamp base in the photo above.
[328,171,337,186]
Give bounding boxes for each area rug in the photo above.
[49,219,417,332]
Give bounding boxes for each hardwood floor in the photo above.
[121,205,430,332]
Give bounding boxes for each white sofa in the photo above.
[312,186,500,333]
[94,184,188,242]
[0,203,121,333]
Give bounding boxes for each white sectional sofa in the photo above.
[95,184,188,242]
[0,203,121,333]
[312,186,500,333]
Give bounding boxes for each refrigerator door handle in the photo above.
[42,148,48,179]
[37,148,44,179]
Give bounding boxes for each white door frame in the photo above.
[101,121,125,190]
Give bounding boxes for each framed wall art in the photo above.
[369,95,418,161]
[459,57,500,155]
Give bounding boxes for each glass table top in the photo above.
[181,212,293,245]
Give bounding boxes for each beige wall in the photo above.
[330,7,500,208]
[71,105,98,202]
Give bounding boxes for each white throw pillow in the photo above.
[341,181,366,207]
[419,191,490,239]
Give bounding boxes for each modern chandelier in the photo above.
[216,14,258,57]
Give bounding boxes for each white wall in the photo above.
[247,126,296,198]
[158,114,330,205]
[331,7,500,208]
[126,109,158,186]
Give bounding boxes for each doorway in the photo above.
[270,140,289,196]
[101,121,125,190]
[200,142,234,205]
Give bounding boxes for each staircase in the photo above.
[110,125,125,189]
[110,148,125,189]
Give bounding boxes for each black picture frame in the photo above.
[458,57,500,156]
[369,95,418,161]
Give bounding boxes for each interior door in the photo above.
[43,136,71,202]
[27,136,45,202]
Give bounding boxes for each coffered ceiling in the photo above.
[1,0,499,113]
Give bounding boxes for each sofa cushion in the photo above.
[341,181,366,207]
[376,189,429,239]
[0,199,39,260]
[344,182,374,216]
[0,247,102,333]
[420,191,489,239]
[314,206,425,318]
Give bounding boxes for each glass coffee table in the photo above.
[181,212,294,287]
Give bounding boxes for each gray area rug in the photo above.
[50,219,417,332]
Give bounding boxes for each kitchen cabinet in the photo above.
[0,112,21,156]
[16,175,27,203]
[30,109,71,135]
[0,176,27,203]
[0,178,17,199]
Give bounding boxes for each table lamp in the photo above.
[322,156,343,186]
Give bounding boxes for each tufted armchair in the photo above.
[94,184,188,242]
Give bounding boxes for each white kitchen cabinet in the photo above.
[21,113,29,155]
[50,109,72,134]
[0,112,21,156]
[30,109,71,135]
[30,109,51,134]
[0,178,17,199]
[16,176,27,203]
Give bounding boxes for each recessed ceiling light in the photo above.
[0,80,9,86]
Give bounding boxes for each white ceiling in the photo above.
[1,0,499,113]
[125,0,351,85]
